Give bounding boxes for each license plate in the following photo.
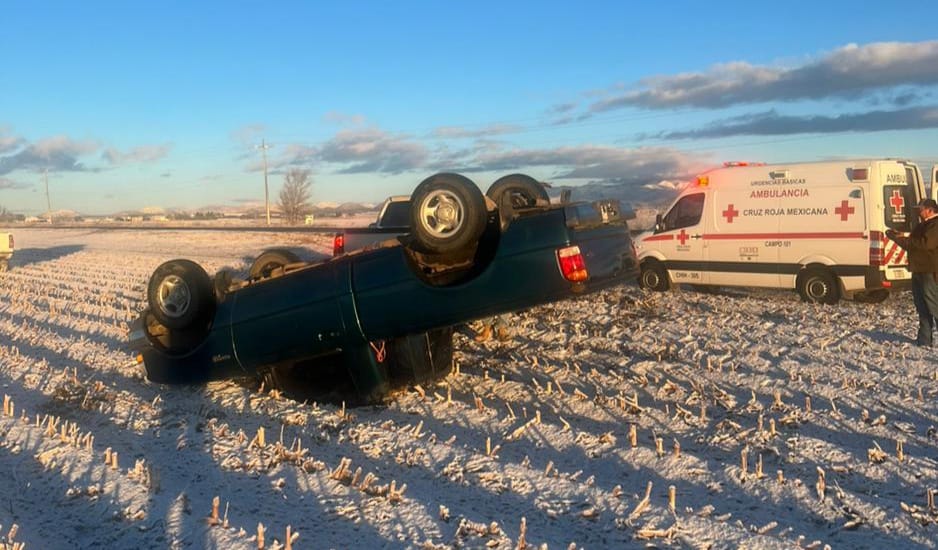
[888,268,910,280]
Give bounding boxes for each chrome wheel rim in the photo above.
[418,189,465,239]
[156,274,191,318]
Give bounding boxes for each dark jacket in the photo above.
[891,215,938,273]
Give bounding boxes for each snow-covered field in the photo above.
[1,228,937,549]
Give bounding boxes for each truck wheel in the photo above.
[147,259,216,330]
[409,173,487,254]
[797,268,840,304]
[639,260,670,291]
[249,249,302,280]
[389,327,455,389]
[486,174,549,208]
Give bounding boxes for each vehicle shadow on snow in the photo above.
[858,329,914,345]
[0,358,399,548]
[9,245,85,268]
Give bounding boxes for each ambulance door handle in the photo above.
[690,234,702,240]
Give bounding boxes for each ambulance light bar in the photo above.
[723,161,765,167]
[695,176,709,186]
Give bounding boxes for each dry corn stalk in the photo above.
[208,496,220,526]
[627,481,653,523]
[515,517,527,550]
[815,467,826,501]
[868,442,887,464]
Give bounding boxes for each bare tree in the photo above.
[278,169,313,225]
[0,205,13,223]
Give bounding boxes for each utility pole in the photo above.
[44,169,53,224]
[257,139,271,226]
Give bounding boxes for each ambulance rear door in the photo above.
[707,186,781,287]
[879,163,920,283]
[652,191,708,285]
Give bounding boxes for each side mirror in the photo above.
[655,213,663,233]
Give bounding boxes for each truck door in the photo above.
[654,192,708,285]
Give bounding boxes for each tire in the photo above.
[639,260,670,291]
[486,174,549,209]
[147,259,216,330]
[388,327,455,389]
[249,249,302,280]
[409,173,487,254]
[797,267,840,304]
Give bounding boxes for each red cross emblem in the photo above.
[835,200,855,221]
[889,191,905,214]
[677,229,689,245]
[722,204,739,223]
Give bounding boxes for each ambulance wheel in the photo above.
[797,268,840,304]
[639,260,670,292]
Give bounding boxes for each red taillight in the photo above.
[557,245,588,282]
[869,230,884,266]
[333,234,345,256]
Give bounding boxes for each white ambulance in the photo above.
[635,159,932,304]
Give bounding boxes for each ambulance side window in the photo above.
[661,193,705,232]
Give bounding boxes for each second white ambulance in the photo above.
[635,159,932,303]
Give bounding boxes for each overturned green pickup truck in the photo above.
[129,173,639,402]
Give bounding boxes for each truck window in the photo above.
[661,193,704,232]
[380,201,411,227]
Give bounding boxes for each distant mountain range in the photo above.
[17,181,682,228]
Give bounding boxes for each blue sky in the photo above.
[2,0,938,215]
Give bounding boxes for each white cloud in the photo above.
[431,124,523,139]
[319,128,427,174]
[102,144,172,165]
[0,135,99,175]
[587,40,938,112]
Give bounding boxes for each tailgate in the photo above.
[563,200,639,284]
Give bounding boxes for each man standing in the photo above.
[887,198,938,346]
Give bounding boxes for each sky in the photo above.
[2,0,938,216]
